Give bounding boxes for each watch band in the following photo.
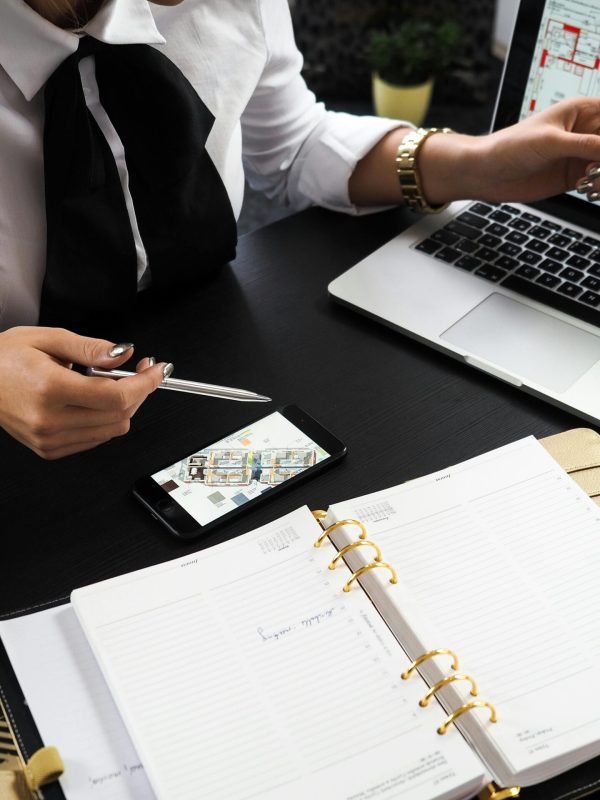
[396,127,453,214]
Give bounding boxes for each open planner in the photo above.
[3,431,600,800]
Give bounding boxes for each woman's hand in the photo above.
[421,96,600,205]
[0,326,170,459]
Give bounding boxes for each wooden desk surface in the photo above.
[0,206,581,615]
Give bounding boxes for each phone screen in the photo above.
[144,408,339,531]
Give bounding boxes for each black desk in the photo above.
[0,206,582,615]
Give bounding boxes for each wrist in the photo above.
[417,131,489,206]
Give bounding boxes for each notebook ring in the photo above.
[419,673,478,707]
[437,700,497,735]
[328,539,383,569]
[401,648,460,680]
[313,518,367,548]
[343,561,398,592]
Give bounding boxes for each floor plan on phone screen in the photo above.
[151,411,330,526]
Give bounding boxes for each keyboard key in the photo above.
[546,246,569,261]
[582,275,600,291]
[470,202,494,216]
[563,228,582,239]
[560,267,584,282]
[588,249,600,263]
[500,204,520,215]
[548,233,571,248]
[486,222,510,237]
[446,220,481,240]
[498,242,521,257]
[581,290,600,307]
[455,255,481,271]
[416,239,441,255]
[432,229,460,246]
[522,212,541,223]
[457,211,488,230]
[566,255,590,270]
[537,272,561,288]
[435,246,461,263]
[503,274,600,326]
[495,255,519,270]
[526,239,549,254]
[476,246,500,262]
[506,231,528,245]
[583,235,600,247]
[518,250,543,265]
[588,264,600,277]
[489,210,512,223]
[515,265,541,280]
[570,241,592,255]
[475,264,507,282]
[541,220,561,230]
[508,217,531,232]
[538,258,562,274]
[456,239,479,254]
[529,225,552,240]
[478,233,502,249]
[557,281,583,298]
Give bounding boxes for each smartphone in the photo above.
[133,405,347,539]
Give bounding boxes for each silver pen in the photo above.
[86,367,271,402]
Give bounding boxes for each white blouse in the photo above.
[0,0,403,328]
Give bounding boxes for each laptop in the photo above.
[329,0,600,424]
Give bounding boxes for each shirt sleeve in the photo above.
[241,0,413,215]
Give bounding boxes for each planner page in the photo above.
[0,605,155,800]
[326,437,600,788]
[72,507,485,800]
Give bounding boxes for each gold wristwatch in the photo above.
[396,127,453,214]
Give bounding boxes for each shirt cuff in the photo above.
[289,111,415,215]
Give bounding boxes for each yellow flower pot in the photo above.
[371,72,434,126]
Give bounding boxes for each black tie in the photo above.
[40,36,237,337]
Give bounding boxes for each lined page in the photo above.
[327,437,600,785]
[0,605,155,800]
[72,507,485,800]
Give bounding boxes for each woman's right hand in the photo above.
[0,326,170,459]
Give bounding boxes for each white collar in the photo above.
[0,0,166,101]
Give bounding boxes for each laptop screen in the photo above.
[492,0,600,232]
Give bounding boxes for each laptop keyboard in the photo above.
[415,202,600,327]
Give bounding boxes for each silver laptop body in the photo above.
[329,0,600,424]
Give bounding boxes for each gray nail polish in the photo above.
[108,342,134,358]
[162,363,174,379]
[148,356,156,367]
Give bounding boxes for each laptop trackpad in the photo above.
[441,292,600,393]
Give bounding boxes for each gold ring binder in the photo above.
[313,518,367,548]
[478,784,521,800]
[419,673,478,707]
[328,539,383,569]
[343,561,398,592]
[401,648,460,680]
[437,700,497,735]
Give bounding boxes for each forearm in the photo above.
[349,98,600,210]
[348,127,488,207]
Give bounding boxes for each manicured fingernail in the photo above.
[577,182,593,193]
[589,191,600,202]
[162,363,174,379]
[148,356,156,367]
[108,342,134,358]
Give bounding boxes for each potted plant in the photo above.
[367,18,460,124]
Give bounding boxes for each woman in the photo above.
[2,0,600,458]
